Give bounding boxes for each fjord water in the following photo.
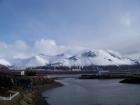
[43,78,140,105]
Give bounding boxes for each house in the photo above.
[21,71,25,76]
[11,70,25,76]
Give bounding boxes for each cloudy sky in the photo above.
[0,0,140,59]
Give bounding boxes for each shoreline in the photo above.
[33,82,63,105]
[0,78,63,105]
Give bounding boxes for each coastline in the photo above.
[33,82,63,105]
[0,78,63,105]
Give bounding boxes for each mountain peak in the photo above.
[81,50,97,57]
[4,49,139,69]
[68,56,79,61]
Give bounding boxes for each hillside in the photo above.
[8,50,139,70]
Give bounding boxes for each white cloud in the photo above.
[0,40,32,59]
[13,40,29,51]
[34,39,58,55]
[0,38,84,60]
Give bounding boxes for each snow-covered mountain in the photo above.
[125,52,140,63]
[8,49,138,69]
[46,50,136,66]
[0,58,11,66]
[11,56,49,69]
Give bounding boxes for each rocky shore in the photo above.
[120,76,140,84]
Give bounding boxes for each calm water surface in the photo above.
[43,77,140,105]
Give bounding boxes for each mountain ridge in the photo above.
[7,49,139,70]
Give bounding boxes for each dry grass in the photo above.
[0,76,62,105]
[0,93,21,105]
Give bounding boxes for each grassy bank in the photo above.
[0,76,63,105]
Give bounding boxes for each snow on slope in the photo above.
[125,52,140,64]
[0,58,11,66]
[125,52,140,60]
[60,50,135,66]
[39,50,136,66]
[11,49,137,69]
[12,56,48,69]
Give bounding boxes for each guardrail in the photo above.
[0,91,19,101]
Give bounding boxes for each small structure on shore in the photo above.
[97,70,110,76]
[11,70,25,76]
